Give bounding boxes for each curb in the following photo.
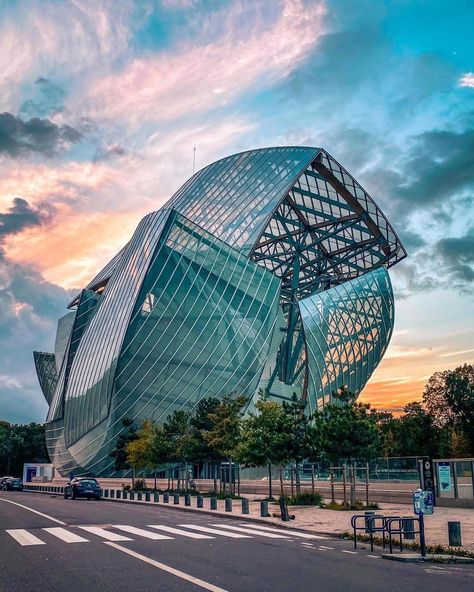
[23,488,336,539]
[382,553,474,564]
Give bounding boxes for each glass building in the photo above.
[34,147,406,476]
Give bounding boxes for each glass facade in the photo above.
[34,146,406,476]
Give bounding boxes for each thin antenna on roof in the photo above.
[192,146,196,174]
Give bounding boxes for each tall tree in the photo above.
[203,395,247,493]
[280,394,311,495]
[236,397,289,499]
[163,410,192,490]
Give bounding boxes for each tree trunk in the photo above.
[213,463,218,494]
[290,466,294,498]
[132,466,135,489]
[154,468,157,491]
[311,463,315,494]
[295,464,301,496]
[279,466,284,498]
[268,463,273,499]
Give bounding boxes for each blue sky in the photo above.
[0,0,473,422]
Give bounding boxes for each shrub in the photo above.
[323,501,379,511]
[133,478,147,491]
[281,492,322,506]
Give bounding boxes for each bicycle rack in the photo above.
[386,516,421,554]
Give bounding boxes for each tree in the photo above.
[163,410,192,490]
[236,397,289,499]
[0,422,48,476]
[109,418,138,483]
[422,363,474,455]
[202,395,247,493]
[280,394,312,495]
[126,420,156,485]
[317,400,382,464]
[187,397,222,492]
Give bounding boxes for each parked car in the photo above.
[0,477,23,491]
[64,477,101,500]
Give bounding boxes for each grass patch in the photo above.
[322,501,379,511]
[281,492,322,506]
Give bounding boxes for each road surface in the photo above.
[1,491,473,591]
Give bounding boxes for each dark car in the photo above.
[64,477,101,500]
[0,477,23,491]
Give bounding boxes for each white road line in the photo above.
[6,529,45,546]
[78,526,132,542]
[0,498,66,525]
[43,527,89,543]
[367,555,380,559]
[147,525,214,539]
[319,546,335,550]
[341,550,358,555]
[104,542,229,592]
[178,524,252,539]
[112,525,173,540]
[240,524,326,539]
[208,524,289,539]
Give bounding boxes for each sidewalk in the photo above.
[109,495,474,551]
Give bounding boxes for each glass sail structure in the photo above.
[35,146,406,476]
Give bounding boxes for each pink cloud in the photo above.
[79,0,326,125]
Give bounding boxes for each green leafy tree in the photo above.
[280,394,312,495]
[163,410,192,490]
[236,397,289,499]
[186,397,222,491]
[126,419,156,486]
[317,399,382,464]
[0,422,48,476]
[203,395,247,493]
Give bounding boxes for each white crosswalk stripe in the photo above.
[147,525,214,539]
[239,524,325,539]
[208,524,289,538]
[6,529,45,546]
[78,526,132,542]
[177,524,252,538]
[111,525,173,540]
[43,527,89,543]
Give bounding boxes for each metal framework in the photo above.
[34,146,406,476]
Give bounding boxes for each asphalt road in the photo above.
[1,491,473,592]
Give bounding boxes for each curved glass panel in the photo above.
[33,351,57,405]
[299,267,394,414]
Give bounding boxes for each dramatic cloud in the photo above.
[434,227,474,287]
[0,197,50,241]
[79,0,326,125]
[0,113,82,157]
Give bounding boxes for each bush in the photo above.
[122,484,131,491]
[281,492,322,506]
[133,479,147,491]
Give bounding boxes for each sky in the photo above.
[0,0,473,424]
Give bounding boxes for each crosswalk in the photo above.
[4,522,325,547]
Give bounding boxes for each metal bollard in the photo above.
[154,492,159,502]
[163,492,169,503]
[104,489,109,498]
[110,489,115,499]
[129,491,135,500]
[210,497,217,510]
[448,521,462,547]
[225,498,232,512]
[137,492,143,501]
[145,492,150,501]
[174,493,180,504]
[365,511,375,534]
[260,500,269,517]
[116,490,121,499]
[197,495,203,508]
[185,494,191,506]
[402,517,415,539]
[242,498,249,514]
[122,490,128,500]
